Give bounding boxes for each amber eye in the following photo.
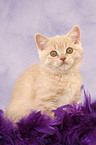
[50,50,58,57]
[66,47,73,54]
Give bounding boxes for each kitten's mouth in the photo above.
[60,62,67,67]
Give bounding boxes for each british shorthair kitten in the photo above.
[6,25,83,123]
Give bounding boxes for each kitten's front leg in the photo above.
[35,94,58,116]
[73,89,81,104]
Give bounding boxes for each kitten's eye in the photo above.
[66,47,73,54]
[50,50,58,57]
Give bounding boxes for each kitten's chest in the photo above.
[41,73,73,95]
[35,72,80,108]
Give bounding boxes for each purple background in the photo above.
[0,0,96,110]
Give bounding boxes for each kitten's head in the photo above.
[35,25,83,74]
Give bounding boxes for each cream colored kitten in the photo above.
[6,25,83,123]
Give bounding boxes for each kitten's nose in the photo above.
[60,57,66,62]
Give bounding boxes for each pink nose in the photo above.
[60,57,66,62]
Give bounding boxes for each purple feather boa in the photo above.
[0,86,96,145]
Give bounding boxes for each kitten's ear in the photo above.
[67,25,80,44]
[35,33,49,50]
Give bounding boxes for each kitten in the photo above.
[6,25,83,123]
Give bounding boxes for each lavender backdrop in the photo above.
[0,0,96,110]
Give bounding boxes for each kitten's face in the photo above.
[36,25,83,73]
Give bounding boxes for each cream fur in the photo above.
[6,25,83,123]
